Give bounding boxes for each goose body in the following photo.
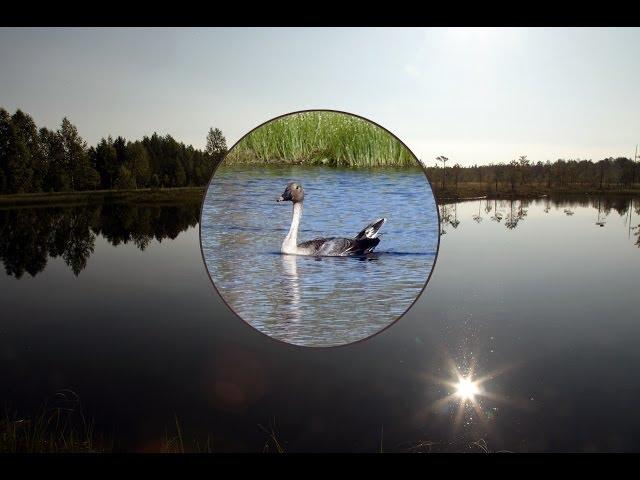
[277,182,386,257]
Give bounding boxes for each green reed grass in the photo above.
[226,111,416,167]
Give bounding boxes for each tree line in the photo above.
[426,155,640,191]
[0,107,227,194]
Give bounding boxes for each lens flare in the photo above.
[455,377,480,401]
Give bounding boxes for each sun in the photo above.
[455,377,480,401]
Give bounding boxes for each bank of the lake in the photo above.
[432,181,640,201]
[2,180,640,208]
[0,186,206,207]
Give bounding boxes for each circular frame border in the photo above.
[198,109,442,349]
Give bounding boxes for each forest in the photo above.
[424,154,640,194]
[2,107,638,197]
[0,107,227,194]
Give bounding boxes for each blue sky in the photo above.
[1,27,639,166]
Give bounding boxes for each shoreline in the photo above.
[0,186,206,207]
[432,183,640,202]
[1,183,640,207]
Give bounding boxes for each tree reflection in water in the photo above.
[504,199,528,230]
[438,195,639,247]
[490,198,503,222]
[439,203,460,235]
[0,202,200,278]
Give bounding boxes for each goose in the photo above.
[276,182,386,256]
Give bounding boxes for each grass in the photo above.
[160,415,213,453]
[0,391,107,453]
[1,397,515,453]
[259,419,286,453]
[226,111,417,167]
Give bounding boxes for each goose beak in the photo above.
[276,195,284,202]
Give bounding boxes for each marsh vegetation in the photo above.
[225,111,417,167]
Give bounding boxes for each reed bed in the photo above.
[226,111,417,167]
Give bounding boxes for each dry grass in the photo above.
[0,391,107,453]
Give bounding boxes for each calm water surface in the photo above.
[201,166,438,347]
[1,194,639,451]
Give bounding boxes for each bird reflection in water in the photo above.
[280,254,301,324]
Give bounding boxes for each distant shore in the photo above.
[432,182,640,202]
[1,182,640,208]
[0,186,206,207]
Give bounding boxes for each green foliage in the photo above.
[1,109,34,193]
[0,107,222,194]
[206,127,227,160]
[426,156,640,193]
[226,111,416,167]
[92,137,118,189]
[60,117,96,191]
[140,133,213,188]
[5,130,32,192]
[40,127,70,191]
[126,141,151,186]
[114,165,136,190]
[11,110,40,190]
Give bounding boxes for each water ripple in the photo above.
[201,166,438,347]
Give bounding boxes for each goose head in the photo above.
[276,182,305,204]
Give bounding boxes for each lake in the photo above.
[0,194,639,451]
[200,165,439,347]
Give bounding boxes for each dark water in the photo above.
[1,194,639,452]
[201,166,438,347]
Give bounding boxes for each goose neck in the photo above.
[282,201,303,253]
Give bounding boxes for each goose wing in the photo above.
[298,237,379,256]
[355,218,386,240]
[298,237,353,256]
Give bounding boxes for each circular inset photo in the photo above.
[200,110,439,347]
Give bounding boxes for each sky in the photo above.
[1,27,639,166]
